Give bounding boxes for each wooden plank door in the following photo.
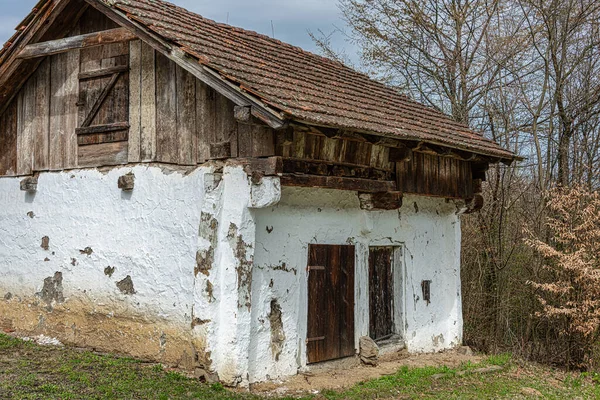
[307,244,355,364]
[369,247,395,341]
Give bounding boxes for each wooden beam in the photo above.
[83,0,287,130]
[17,27,137,59]
[281,173,396,193]
[358,191,403,210]
[79,65,129,80]
[229,156,283,182]
[76,122,130,135]
[282,158,394,181]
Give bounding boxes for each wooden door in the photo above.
[369,247,395,341]
[307,244,355,364]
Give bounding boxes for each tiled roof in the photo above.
[2,0,515,160]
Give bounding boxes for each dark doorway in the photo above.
[369,247,395,341]
[306,244,355,364]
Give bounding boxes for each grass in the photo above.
[0,333,599,399]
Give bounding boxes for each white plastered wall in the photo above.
[248,187,464,383]
[0,165,209,364]
[0,165,463,386]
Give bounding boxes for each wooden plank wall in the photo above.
[276,129,393,171]
[129,48,275,165]
[396,152,473,199]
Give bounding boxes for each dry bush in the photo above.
[525,187,600,369]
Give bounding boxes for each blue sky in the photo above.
[0,0,353,58]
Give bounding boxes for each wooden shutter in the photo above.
[369,247,395,341]
[76,8,129,167]
[307,244,355,364]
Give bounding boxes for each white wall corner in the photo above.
[250,176,281,209]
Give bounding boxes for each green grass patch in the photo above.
[1,333,599,399]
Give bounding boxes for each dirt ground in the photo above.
[250,348,483,397]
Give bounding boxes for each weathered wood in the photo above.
[77,130,128,146]
[76,122,130,135]
[140,42,156,161]
[176,64,197,165]
[128,40,141,162]
[17,28,136,60]
[16,81,34,175]
[237,123,253,157]
[33,59,50,171]
[229,156,283,177]
[0,101,18,176]
[234,105,251,122]
[80,72,123,128]
[76,122,129,146]
[209,141,231,159]
[359,192,403,211]
[83,0,287,130]
[369,247,394,341]
[282,158,394,181]
[0,0,88,117]
[49,49,80,170]
[215,93,238,158]
[281,174,396,193]
[155,51,178,163]
[307,244,355,364]
[252,125,275,157]
[78,141,128,167]
[196,81,215,163]
[396,152,473,199]
[79,65,129,81]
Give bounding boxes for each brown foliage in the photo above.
[525,187,600,368]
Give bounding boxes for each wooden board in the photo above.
[155,51,178,163]
[176,65,197,165]
[307,244,355,364]
[140,42,156,161]
[16,80,34,175]
[33,59,51,171]
[77,8,129,168]
[49,49,80,170]
[196,81,215,163]
[0,101,18,176]
[396,152,474,199]
[77,141,128,167]
[369,247,395,341]
[128,40,142,162]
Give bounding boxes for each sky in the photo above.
[0,0,354,58]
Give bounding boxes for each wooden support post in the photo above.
[17,28,137,59]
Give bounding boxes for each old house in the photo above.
[0,0,515,386]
